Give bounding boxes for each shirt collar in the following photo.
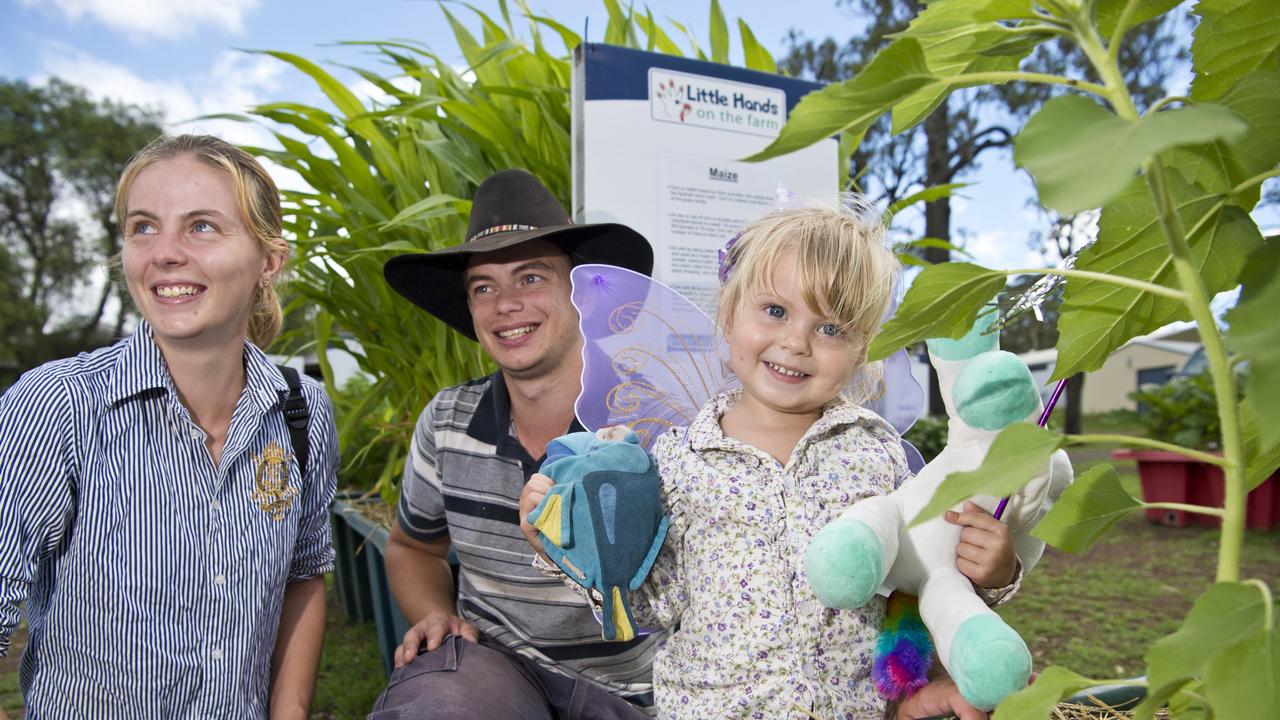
[242,340,291,413]
[105,321,290,411]
[466,371,508,445]
[684,388,883,455]
[466,371,585,464]
[105,320,171,405]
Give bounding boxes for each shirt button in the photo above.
[210,499,221,512]
[189,427,202,439]
[214,574,226,587]
[210,647,223,660]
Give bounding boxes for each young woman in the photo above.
[0,134,338,719]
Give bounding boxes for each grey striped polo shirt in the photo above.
[396,372,666,709]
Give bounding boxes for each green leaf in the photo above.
[994,666,1102,718]
[1205,621,1279,720]
[527,15,582,52]
[1142,582,1267,705]
[867,262,1005,361]
[666,17,707,61]
[1166,683,1212,720]
[737,19,775,73]
[381,193,465,230]
[1014,95,1248,214]
[1241,397,1280,491]
[601,0,631,46]
[1166,71,1280,209]
[1227,240,1280,448]
[1096,0,1182,39]
[910,424,1065,526]
[885,182,969,219]
[886,0,1041,133]
[708,0,729,64]
[1032,464,1140,553]
[1191,0,1280,102]
[633,11,683,56]
[745,39,937,162]
[1053,170,1263,379]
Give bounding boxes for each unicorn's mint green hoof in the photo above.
[804,519,884,609]
[949,614,1032,710]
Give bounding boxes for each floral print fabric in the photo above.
[635,390,910,720]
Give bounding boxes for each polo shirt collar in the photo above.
[466,371,585,464]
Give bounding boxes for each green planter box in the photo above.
[330,494,374,624]
[331,497,410,676]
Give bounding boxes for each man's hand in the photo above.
[896,677,988,720]
[946,501,1017,588]
[519,472,555,560]
[394,611,479,668]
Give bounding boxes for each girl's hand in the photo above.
[946,501,1017,588]
[519,472,556,559]
[895,677,988,720]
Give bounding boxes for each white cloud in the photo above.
[21,0,259,39]
[35,43,307,190]
[958,229,1044,272]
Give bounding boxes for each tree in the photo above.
[0,78,163,378]
[781,0,1186,418]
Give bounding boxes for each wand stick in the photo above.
[993,377,1068,520]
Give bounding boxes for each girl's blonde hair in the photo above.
[114,134,288,348]
[716,195,901,403]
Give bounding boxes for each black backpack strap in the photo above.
[277,365,310,475]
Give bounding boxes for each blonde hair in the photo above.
[114,134,288,348]
[716,195,901,403]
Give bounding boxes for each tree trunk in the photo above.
[923,101,952,417]
[81,214,119,345]
[81,279,111,345]
[1065,372,1085,435]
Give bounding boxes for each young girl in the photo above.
[526,199,1014,720]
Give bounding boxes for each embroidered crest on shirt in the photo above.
[251,442,299,520]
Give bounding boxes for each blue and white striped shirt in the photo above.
[0,322,338,719]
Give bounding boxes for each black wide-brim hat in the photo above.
[384,169,654,340]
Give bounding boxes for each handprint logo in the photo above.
[655,78,692,122]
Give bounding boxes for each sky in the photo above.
[2,0,1275,277]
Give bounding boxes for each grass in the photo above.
[311,576,386,718]
[997,513,1280,678]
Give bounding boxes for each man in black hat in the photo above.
[372,169,661,718]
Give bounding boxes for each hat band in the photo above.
[468,223,541,243]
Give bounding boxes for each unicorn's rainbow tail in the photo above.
[872,592,934,700]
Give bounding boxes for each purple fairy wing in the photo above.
[857,290,926,473]
[862,349,925,436]
[572,264,734,452]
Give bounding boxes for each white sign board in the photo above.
[573,44,837,315]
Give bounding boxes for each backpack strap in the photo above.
[277,365,310,475]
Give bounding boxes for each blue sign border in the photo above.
[576,43,823,113]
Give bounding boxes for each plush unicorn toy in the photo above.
[804,311,1074,711]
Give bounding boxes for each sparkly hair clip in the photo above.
[717,231,742,284]
[717,185,799,284]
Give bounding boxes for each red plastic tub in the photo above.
[1111,449,1278,530]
